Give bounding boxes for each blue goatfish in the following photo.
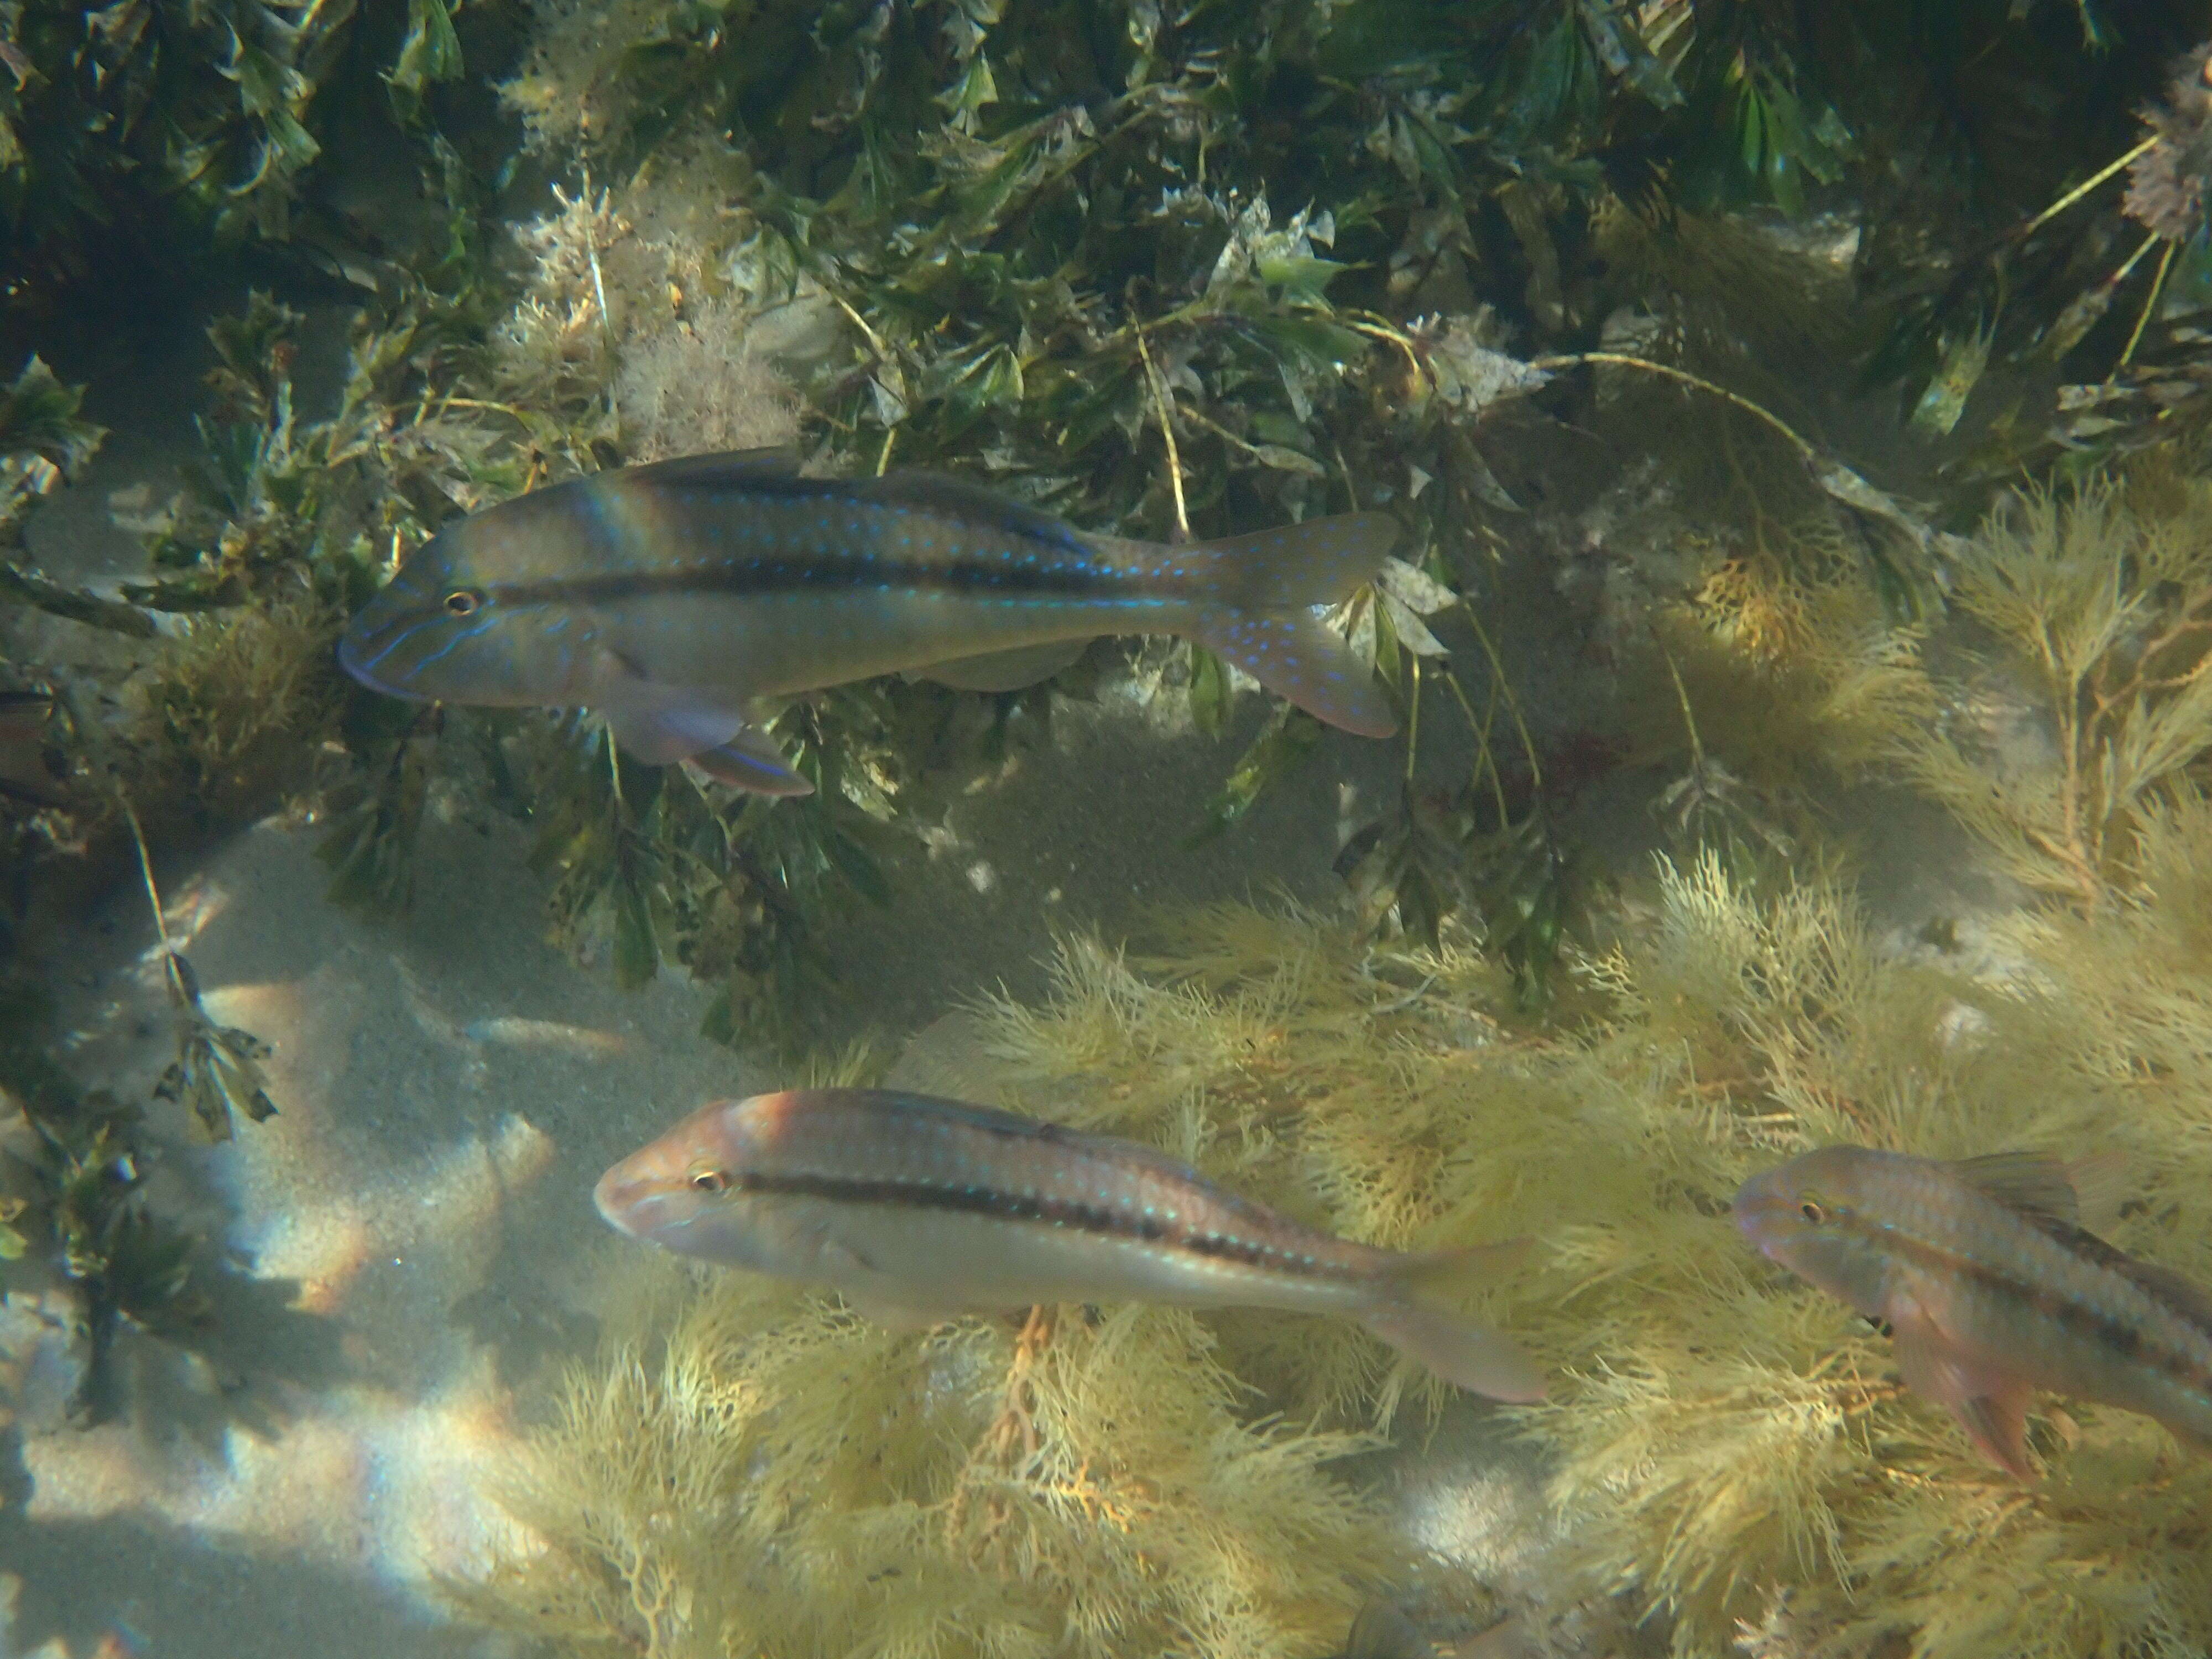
[595,1088,1546,1401]
[339,448,1399,795]
[1736,1145,2212,1478]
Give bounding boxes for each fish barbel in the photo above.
[595,1088,1546,1401]
[1735,1145,2212,1478]
[338,448,1400,796]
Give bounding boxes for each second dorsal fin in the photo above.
[622,447,812,488]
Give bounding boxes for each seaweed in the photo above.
[469,0,2171,999]
[0,987,221,1428]
[17,5,2212,1634]
[521,700,903,1064]
[128,598,345,822]
[0,0,509,316]
[455,1265,1410,1659]
[468,825,2212,1659]
[0,355,129,635]
[315,705,439,912]
[1893,474,2212,907]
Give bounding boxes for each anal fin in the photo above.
[915,638,1089,693]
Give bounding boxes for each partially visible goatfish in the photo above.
[1735,1145,2212,1478]
[340,447,1399,796]
[595,1088,1546,1401]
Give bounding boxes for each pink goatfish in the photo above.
[339,448,1400,795]
[594,1088,1546,1401]
[1735,1145,2212,1478]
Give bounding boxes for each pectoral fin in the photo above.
[914,638,1090,693]
[1888,1279,2037,1479]
[600,698,812,796]
[815,1237,969,1331]
[602,698,747,765]
[686,726,814,796]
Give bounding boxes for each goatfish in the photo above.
[1735,1145,2212,1478]
[338,447,1400,796]
[594,1088,1546,1401]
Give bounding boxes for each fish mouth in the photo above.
[1729,1178,1793,1257]
[592,1165,646,1237]
[336,611,439,701]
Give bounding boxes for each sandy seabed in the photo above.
[0,660,1446,1659]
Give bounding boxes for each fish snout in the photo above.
[337,594,443,701]
[1730,1170,1801,1259]
[593,1160,652,1238]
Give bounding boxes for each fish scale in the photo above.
[594,1088,1547,1401]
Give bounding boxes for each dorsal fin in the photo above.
[1946,1151,2080,1231]
[621,447,811,488]
[2064,1148,2130,1233]
[857,469,1093,553]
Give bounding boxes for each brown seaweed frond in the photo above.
[499,0,695,156]
[2123,43,2212,247]
[491,184,635,414]
[128,598,343,824]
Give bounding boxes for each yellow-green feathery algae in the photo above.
[464,839,2212,1657]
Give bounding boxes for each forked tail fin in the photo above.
[1183,511,1401,738]
[1356,1240,1547,1402]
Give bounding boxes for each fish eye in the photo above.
[690,1168,731,1193]
[442,588,486,617]
[1799,1198,1827,1223]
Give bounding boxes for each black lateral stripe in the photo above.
[1886,1225,2212,1390]
[737,1168,1308,1274]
